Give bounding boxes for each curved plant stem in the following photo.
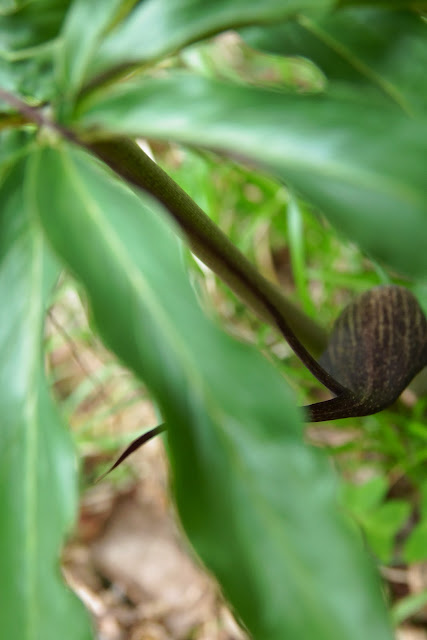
[89,138,328,356]
[88,138,346,395]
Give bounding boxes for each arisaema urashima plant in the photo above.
[1,2,427,639]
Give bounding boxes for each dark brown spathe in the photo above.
[306,286,427,421]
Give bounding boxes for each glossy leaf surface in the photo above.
[89,0,333,78]
[242,8,427,115]
[56,0,124,98]
[0,0,71,101]
[30,144,393,640]
[0,0,70,53]
[78,74,427,278]
[0,157,92,639]
[0,129,35,177]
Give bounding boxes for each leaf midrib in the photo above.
[297,14,413,115]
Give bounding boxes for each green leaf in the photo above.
[89,0,333,79]
[362,501,410,563]
[0,0,72,102]
[343,477,410,563]
[30,143,393,640]
[392,590,427,626]
[404,518,427,562]
[0,157,92,639]
[0,0,23,14]
[242,8,427,115]
[77,73,427,278]
[55,0,124,99]
[0,0,71,55]
[0,129,35,175]
[403,479,427,562]
[343,476,389,513]
[338,1,426,7]
[0,54,59,103]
